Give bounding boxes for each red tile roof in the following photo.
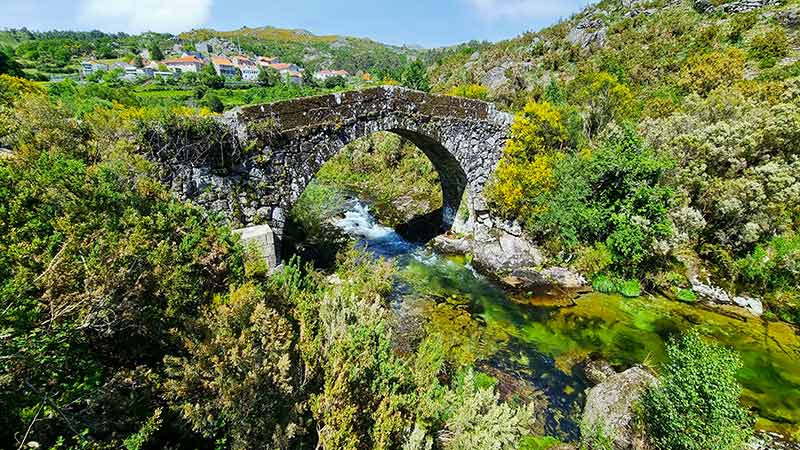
[163,56,203,64]
[211,56,233,66]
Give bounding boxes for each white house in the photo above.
[267,62,301,79]
[211,56,238,78]
[80,60,108,77]
[314,69,350,81]
[163,55,204,74]
[231,55,259,82]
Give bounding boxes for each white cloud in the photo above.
[79,0,212,33]
[465,0,583,19]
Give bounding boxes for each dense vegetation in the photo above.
[2,0,795,446]
[642,332,753,450]
[432,0,800,322]
[0,78,542,449]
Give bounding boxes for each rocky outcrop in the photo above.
[694,0,778,13]
[779,8,800,28]
[566,16,607,49]
[690,277,764,317]
[582,366,657,450]
[431,232,587,290]
[472,231,545,272]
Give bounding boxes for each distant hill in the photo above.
[0,25,424,79]
[178,26,423,74]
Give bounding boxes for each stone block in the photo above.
[234,224,277,270]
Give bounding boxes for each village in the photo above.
[79,37,354,86]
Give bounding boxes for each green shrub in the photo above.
[642,332,753,450]
[676,288,697,303]
[617,279,642,298]
[679,48,745,95]
[592,274,617,294]
[518,435,563,450]
[749,28,789,68]
[574,242,613,278]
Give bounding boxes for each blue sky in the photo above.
[1,0,594,47]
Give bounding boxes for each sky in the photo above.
[0,0,594,48]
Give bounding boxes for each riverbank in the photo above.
[302,196,800,443]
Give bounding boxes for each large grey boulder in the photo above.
[582,366,657,450]
[234,224,277,270]
[472,231,544,273]
[566,17,607,49]
[733,296,764,317]
[779,8,800,28]
[504,266,587,290]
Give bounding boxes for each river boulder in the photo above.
[472,231,545,273]
[582,366,657,450]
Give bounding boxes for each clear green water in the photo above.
[396,253,800,439]
[327,198,800,440]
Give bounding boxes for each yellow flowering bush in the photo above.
[487,100,566,219]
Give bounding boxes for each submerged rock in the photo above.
[691,278,764,317]
[582,366,657,450]
[504,267,586,290]
[582,359,617,386]
[691,279,732,304]
[747,431,800,450]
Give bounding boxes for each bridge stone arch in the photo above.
[160,86,512,264]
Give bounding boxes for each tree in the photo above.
[324,75,346,89]
[199,63,224,89]
[148,42,164,61]
[257,66,280,87]
[204,93,224,113]
[0,46,24,77]
[642,332,753,450]
[302,68,316,87]
[401,60,430,92]
[133,55,144,68]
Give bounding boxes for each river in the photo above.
[329,198,800,441]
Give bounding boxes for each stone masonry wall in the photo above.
[156,85,512,261]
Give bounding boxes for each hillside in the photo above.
[431,0,800,106]
[429,0,800,328]
[0,25,421,79]
[178,26,422,74]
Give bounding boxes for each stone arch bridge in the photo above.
[155,86,512,265]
